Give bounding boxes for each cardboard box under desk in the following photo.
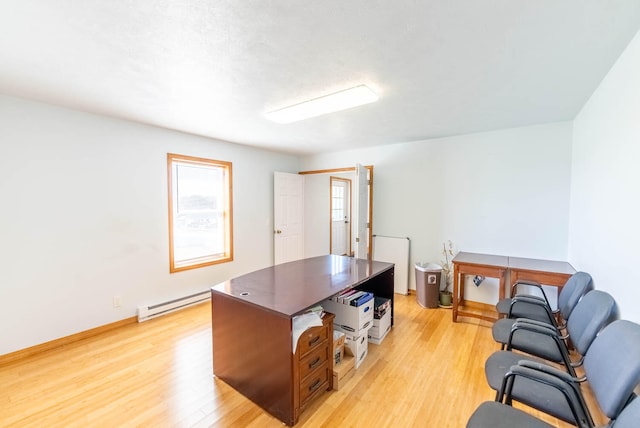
[332,354,355,390]
[344,332,369,369]
[323,298,374,337]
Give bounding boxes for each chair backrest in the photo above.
[611,395,640,428]
[584,320,640,419]
[558,271,594,319]
[566,290,619,355]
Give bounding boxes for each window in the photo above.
[331,183,346,221]
[168,153,233,272]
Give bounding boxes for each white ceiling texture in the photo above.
[1,1,639,155]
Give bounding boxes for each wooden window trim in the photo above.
[167,153,233,273]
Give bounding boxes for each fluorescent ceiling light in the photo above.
[266,85,378,124]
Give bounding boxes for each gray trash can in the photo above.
[415,262,442,308]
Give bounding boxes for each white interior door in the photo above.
[330,177,351,256]
[353,164,369,259]
[274,172,304,264]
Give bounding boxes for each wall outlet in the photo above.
[113,296,122,308]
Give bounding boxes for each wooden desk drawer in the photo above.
[299,363,329,405]
[299,341,329,380]
[298,324,329,356]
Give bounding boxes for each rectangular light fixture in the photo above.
[266,84,378,124]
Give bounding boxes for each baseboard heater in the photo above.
[137,290,210,322]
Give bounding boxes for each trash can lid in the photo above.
[415,262,442,272]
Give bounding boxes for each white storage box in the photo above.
[333,319,373,337]
[323,297,374,336]
[368,310,391,342]
[374,297,391,318]
[333,330,346,367]
[368,328,390,345]
[344,333,369,369]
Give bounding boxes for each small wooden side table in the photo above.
[508,256,575,292]
[452,252,576,323]
[452,252,508,323]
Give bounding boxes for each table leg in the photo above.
[452,264,460,322]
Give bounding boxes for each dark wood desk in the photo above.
[211,255,395,425]
[452,252,575,323]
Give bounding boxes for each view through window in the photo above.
[168,154,233,272]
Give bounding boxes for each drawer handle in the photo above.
[309,357,321,369]
[308,336,320,347]
[308,379,322,392]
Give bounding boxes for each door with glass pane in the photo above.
[330,177,351,256]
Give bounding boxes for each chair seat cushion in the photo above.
[496,298,512,315]
[509,373,577,424]
[485,351,552,392]
[496,299,554,322]
[492,318,515,343]
[492,319,564,363]
[467,401,554,428]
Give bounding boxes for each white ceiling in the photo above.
[1,1,639,155]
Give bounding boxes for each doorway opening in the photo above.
[298,165,373,260]
[330,177,352,256]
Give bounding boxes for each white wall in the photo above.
[569,30,640,323]
[0,94,299,355]
[302,122,573,302]
[4,26,637,353]
[303,173,330,258]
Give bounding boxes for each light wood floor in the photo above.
[1,294,603,427]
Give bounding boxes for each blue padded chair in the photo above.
[485,290,618,394]
[467,392,640,428]
[492,271,594,350]
[496,270,593,325]
[467,320,640,428]
[611,395,640,427]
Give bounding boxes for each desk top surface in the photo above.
[452,252,509,267]
[453,251,574,274]
[211,255,394,317]
[508,256,575,274]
